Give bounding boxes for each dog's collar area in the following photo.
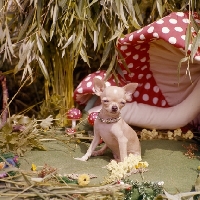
[97,112,121,124]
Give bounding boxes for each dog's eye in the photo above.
[103,100,109,103]
[121,101,125,105]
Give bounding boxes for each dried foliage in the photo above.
[0,0,200,116]
[0,115,50,156]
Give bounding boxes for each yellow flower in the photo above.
[135,161,149,169]
[31,163,37,171]
[78,174,90,186]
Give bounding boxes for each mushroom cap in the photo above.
[74,12,200,108]
[88,112,99,126]
[67,108,82,119]
[66,128,76,135]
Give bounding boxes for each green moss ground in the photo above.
[19,138,200,194]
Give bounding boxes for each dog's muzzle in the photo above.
[112,105,118,112]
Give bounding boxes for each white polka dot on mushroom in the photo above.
[195,19,200,23]
[138,74,144,79]
[126,52,131,56]
[153,32,159,38]
[143,94,149,101]
[133,91,140,98]
[137,28,143,33]
[161,100,166,106]
[140,57,146,62]
[176,12,184,17]
[146,74,152,79]
[174,27,183,32]
[77,87,83,93]
[96,76,103,80]
[129,34,134,41]
[128,63,133,68]
[123,70,127,74]
[140,34,145,40]
[169,19,177,24]
[120,46,128,50]
[147,26,154,33]
[87,81,92,87]
[105,82,111,87]
[144,82,150,89]
[153,97,158,104]
[156,19,164,24]
[162,27,170,34]
[181,35,186,40]
[85,77,91,81]
[168,37,177,44]
[141,65,148,70]
[182,18,189,23]
[135,45,141,50]
[153,86,159,93]
[128,73,134,78]
[133,54,139,60]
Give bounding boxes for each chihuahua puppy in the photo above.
[75,78,141,162]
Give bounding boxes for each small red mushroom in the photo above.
[66,128,76,135]
[88,112,99,126]
[67,108,82,128]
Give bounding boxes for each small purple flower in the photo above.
[0,172,7,178]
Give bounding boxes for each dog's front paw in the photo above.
[74,155,88,161]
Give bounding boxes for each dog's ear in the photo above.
[93,78,106,96]
[123,83,138,101]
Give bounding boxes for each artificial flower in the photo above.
[31,163,37,171]
[77,174,90,186]
[104,154,142,183]
[0,162,5,170]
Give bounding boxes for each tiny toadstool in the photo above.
[67,108,82,128]
[88,112,99,126]
[66,128,76,135]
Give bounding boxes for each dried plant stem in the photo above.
[0,75,31,120]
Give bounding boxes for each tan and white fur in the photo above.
[75,78,141,162]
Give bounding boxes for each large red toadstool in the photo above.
[67,108,82,128]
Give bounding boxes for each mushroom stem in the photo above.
[72,120,76,128]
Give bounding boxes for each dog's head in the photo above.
[93,78,138,116]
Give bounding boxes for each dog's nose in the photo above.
[112,105,118,112]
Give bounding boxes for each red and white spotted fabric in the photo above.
[74,12,200,109]
[74,70,127,104]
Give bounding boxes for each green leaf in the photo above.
[80,46,90,67]
[37,56,50,82]
[17,8,34,41]
[97,23,106,52]
[191,15,200,34]
[1,122,12,134]
[37,0,42,26]
[177,56,189,84]
[107,28,123,43]
[87,0,98,8]
[5,24,14,56]
[36,32,43,54]
[93,30,98,51]
[185,23,192,55]
[190,31,200,63]
[134,2,143,25]
[115,0,129,28]
[50,3,59,40]
[72,29,83,53]
[100,41,112,67]
[104,51,117,81]
[15,40,34,73]
[62,34,75,49]
[156,0,163,18]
